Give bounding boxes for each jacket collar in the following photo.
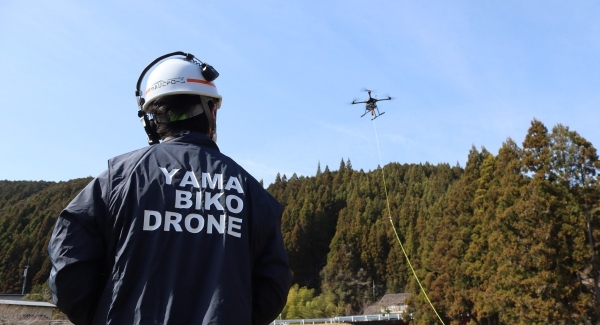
[163,132,220,152]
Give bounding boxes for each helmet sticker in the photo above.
[146,78,216,95]
[146,77,186,94]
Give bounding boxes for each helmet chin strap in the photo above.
[199,97,217,143]
[206,105,217,142]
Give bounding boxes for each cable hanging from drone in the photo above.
[370,119,446,324]
[135,51,220,145]
[351,89,392,120]
[351,90,443,322]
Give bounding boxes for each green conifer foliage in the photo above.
[0,178,91,293]
[466,138,523,324]
[549,125,600,318]
[408,147,483,325]
[491,120,598,324]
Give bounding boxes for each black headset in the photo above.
[135,51,219,145]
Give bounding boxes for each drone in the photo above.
[351,89,392,120]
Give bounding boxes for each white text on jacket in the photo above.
[143,167,245,238]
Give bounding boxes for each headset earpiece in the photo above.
[138,108,160,145]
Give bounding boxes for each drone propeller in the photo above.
[373,93,392,101]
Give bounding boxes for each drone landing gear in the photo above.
[371,112,385,120]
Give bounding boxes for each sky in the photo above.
[1,0,599,186]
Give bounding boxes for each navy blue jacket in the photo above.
[48,133,292,325]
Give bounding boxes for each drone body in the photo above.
[351,89,392,120]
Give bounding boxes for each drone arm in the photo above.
[351,100,367,104]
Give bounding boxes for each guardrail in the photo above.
[271,313,403,324]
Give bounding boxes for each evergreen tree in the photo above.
[339,159,346,172]
[549,125,600,318]
[410,147,483,324]
[493,119,595,323]
[467,138,523,324]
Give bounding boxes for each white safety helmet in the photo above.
[136,52,222,145]
[143,57,222,110]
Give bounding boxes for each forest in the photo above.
[1,119,598,324]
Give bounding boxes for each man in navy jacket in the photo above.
[48,52,292,325]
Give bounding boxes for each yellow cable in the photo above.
[372,120,446,325]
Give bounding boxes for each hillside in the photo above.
[0,178,92,293]
[1,119,599,324]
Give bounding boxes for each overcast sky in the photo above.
[1,0,599,186]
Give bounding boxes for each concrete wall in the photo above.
[0,301,55,324]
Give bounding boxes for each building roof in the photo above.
[363,305,380,315]
[0,299,56,308]
[0,294,25,301]
[379,293,409,305]
[363,293,410,315]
